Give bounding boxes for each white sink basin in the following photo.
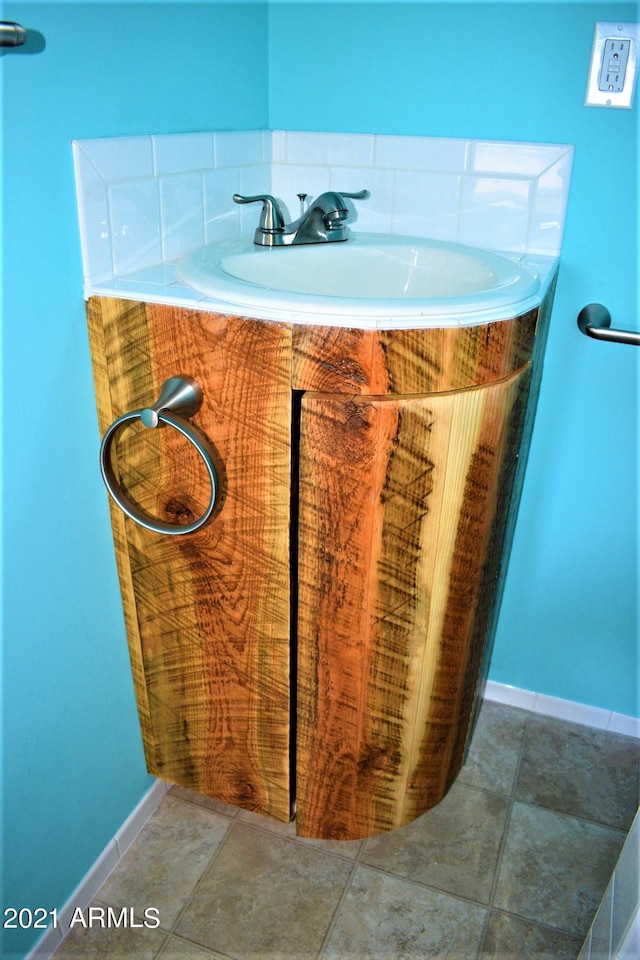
[176,233,540,323]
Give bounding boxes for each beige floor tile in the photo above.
[323,865,487,960]
[169,786,241,819]
[515,716,640,830]
[158,935,232,959]
[458,700,528,796]
[49,705,637,960]
[176,821,352,959]
[480,910,583,959]
[237,807,363,859]
[494,802,626,937]
[50,909,167,959]
[361,781,510,904]
[97,794,232,929]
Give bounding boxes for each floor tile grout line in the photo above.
[56,702,633,960]
[487,905,586,944]
[349,857,493,911]
[152,930,173,960]
[167,812,364,960]
[315,850,500,960]
[475,704,533,955]
[168,787,243,822]
[479,706,629,947]
[157,928,237,960]
[230,814,367,864]
[164,810,240,942]
[49,794,239,960]
[316,833,370,960]
[511,714,640,832]
[511,797,632,836]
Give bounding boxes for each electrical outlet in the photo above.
[598,38,631,93]
[586,21,639,108]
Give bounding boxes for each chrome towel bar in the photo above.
[100,376,219,536]
[578,303,640,346]
[0,21,27,46]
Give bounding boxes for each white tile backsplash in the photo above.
[152,132,214,175]
[108,179,162,276]
[270,129,287,163]
[270,162,331,219]
[331,165,394,234]
[528,148,574,255]
[73,130,574,291]
[471,140,572,176]
[284,131,375,167]
[393,170,462,242]
[72,142,113,284]
[214,130,265,168]
[159,173,205,261]
[375,134,469,173]
[459,175,533,253]
[77,135,154,181]
[203,167,242,245]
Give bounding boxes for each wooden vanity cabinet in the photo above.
[291,309,548,839]
[87,286,553,840]
[87,298,293,823]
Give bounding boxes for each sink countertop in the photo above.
[84,246,559,331]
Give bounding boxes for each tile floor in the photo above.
[51,701,640,960]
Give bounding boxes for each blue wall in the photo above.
[269,1,639,714]
[2,2,637,958]
[1,4,268,957]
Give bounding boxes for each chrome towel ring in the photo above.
[100,376,219,535]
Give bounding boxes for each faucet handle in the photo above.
[233,193,285,234]
[337,190,369,200]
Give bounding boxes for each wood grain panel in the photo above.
[87,298,292,821]
[291,310,538,395]
[88,281,555,838]
[296,365,532,839]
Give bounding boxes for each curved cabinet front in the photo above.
[87,280,555,839]
[296,369,530,838]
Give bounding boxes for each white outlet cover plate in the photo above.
[586,21,639,108]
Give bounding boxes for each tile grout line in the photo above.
[509,798,631,838]
[477,707,632,949]
[161,803,240,948]
[314,778,524,960]
[156,929,235,960]
[315,837,370,960]
[475,705,534,955]
[336,857,493,910]
[46,702,636,960]
[165,808,365,960]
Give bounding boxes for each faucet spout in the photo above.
[286,191,352,244]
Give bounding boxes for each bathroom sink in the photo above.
[176,233,540,322]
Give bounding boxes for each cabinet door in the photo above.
[88,298,292,822]
[296,367,531,839]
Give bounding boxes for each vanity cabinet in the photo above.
[87,299,293,823]
[87,287,553,840]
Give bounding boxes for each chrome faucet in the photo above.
[233,190,369,246]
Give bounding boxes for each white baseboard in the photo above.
[24,779,169,960]
[484,680,640,739]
